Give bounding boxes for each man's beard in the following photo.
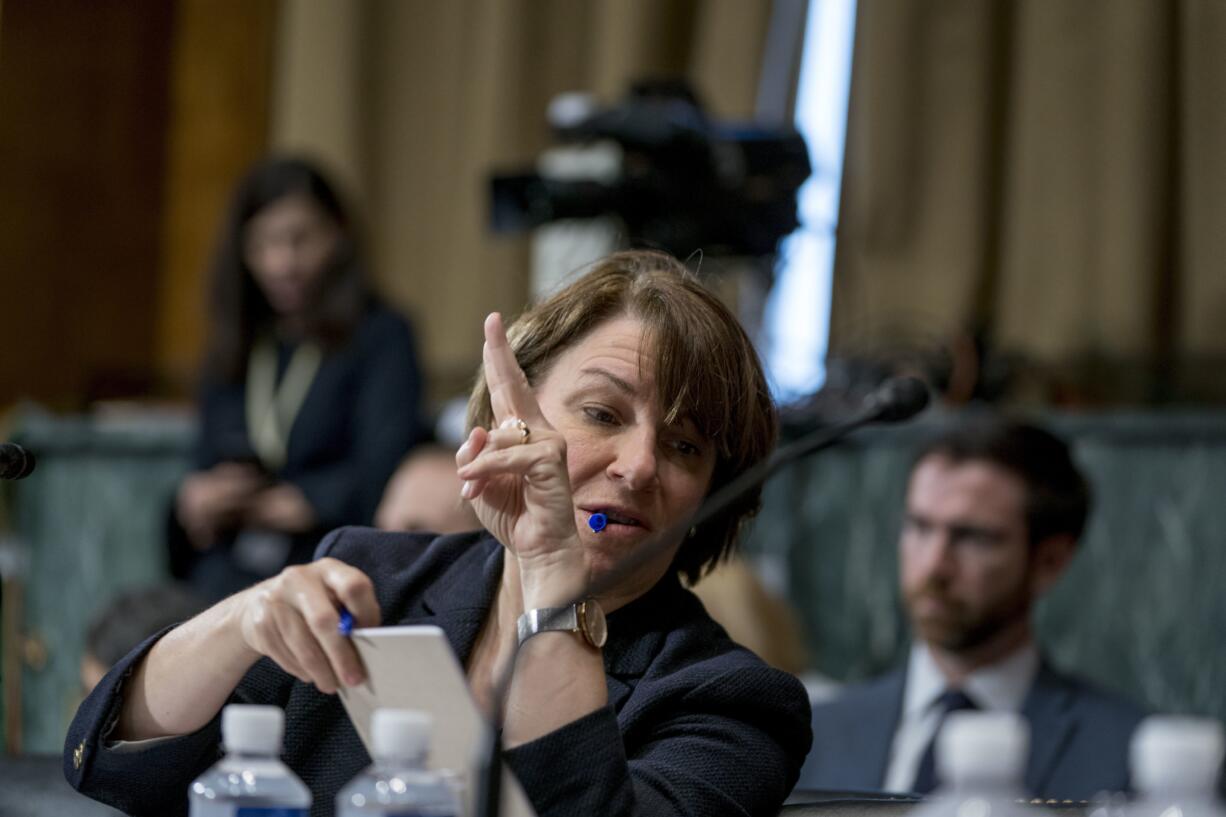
[904,576,1031,653]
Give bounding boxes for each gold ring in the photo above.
[515,418,530,444]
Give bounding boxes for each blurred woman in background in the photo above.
[170,157,426,600]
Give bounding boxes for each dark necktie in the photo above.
[910,689,979,795]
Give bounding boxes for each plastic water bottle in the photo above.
[189,704,311,817]
[907,711,1048,817]
[336,709,461,816]
[1124,716,1225,817]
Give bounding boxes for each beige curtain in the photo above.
[831,0,1226,403]
[268,0,773,401]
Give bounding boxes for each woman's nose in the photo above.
[261,241,298,276]
[608,429,659,491]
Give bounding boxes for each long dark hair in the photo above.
[202,157,371,383]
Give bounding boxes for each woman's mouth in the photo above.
[582,507,645,529]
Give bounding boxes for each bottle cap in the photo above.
[372,709,432,760]
[1132,715,1225,793]
[937,711,1030,787]
[222,704,284,755]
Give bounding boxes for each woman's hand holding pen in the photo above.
[116,556,379,741]
[234,558,379,694]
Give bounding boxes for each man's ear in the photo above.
[1029,534,1077,596]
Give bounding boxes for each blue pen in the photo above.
[588,512,608,533]
[337,607,354,637]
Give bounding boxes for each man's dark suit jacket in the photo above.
[66,528,812,817]
[796,658,1146,801]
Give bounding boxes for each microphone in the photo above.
[860,375,931,423]
[474,376,929,817]
[599,376,930,586]
[0,443,36,481]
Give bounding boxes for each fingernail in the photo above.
[345,673,363,687]
[460,480,474,499]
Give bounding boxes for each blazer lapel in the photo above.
[407,537,505,665]
[858,668,906,788]
[810,665,906,790]
[600,576,691,713]
[1022,661,1077,796]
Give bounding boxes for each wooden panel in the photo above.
[0,0,174,408]
[155,0,277,393]
[0,0,277,408]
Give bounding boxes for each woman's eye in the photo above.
[670,438,703,458]
[583,406,617,425]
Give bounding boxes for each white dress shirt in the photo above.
[882,641,1040,793]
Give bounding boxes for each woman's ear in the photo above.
[1029,533,1077,597]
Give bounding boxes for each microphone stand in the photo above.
[473,378,929,817]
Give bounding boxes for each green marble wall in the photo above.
[3,412,192,754]
[742,412,1226,723]
[4,409,1225,754]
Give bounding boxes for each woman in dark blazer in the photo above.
[69,250,811,817]
[170,157,426,599]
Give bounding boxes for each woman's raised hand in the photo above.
[235,558,380,694]
[456,313,584,580]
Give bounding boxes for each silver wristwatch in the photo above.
[517,599,607,648]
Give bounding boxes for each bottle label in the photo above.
[235,809,308,817]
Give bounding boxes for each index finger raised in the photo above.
[482,312,543,426]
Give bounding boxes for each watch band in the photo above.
[517,605,579,644]
[516,600,607,648]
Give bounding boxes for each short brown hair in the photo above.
[467,250,777,582]
[912,414,1092,545]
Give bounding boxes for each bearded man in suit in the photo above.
[797,416,1146,801]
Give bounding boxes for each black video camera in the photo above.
[489,80,811,259]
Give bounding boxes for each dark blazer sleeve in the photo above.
[503,645,812,817]
[63,629,296,816]
[287,308,426,529]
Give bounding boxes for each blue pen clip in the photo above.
[588,512,608,533]
[337,607,354,637]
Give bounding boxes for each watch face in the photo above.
[580,600,608,648]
